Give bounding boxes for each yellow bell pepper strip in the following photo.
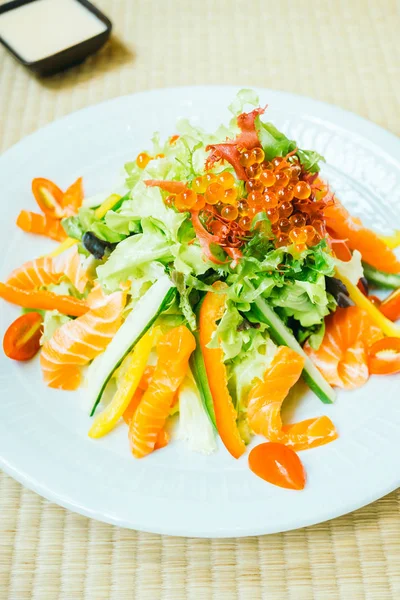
[379,230,400,249]
[88,327,160,439]
[335,268,400,338]
[45,237,78,258]
[199,282,246,459]
[0,282,88,317]
[95,193,122,219]
[43,193,122,258]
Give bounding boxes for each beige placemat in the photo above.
[1,0,400,598]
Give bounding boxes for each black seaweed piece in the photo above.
[82,231,115,259]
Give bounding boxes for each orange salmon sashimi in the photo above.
[6,248,89,295]
[248,346,338,451]
[54,246,89,294]
[129,326,196,458]
[40,289,126,390]
[7,256,63,290]
[324,199,400,274]
[304,306,383,389]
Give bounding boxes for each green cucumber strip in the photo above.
[363,262,400,290]
[189,331,217,430]
[88,276,176,416]
[252,297,336,404]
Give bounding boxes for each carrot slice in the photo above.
[199,282,246,459]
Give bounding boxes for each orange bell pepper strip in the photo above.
[16,210,67,242]
[32,178,65,219]
[0,282,88,317]
[199,282,246,459]
[62,177,84,213]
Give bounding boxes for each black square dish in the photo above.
[0,0,112,76]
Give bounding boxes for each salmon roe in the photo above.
[192,176,208,193]
[205,183,224,205]
[136,152,151,169]
[294,181,311,200]
[221,205,238,221]
[223,187,238,204]
[217,171,235,189]
[175,189,197,211]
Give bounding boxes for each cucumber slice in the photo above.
[189,332,217,429]
[88,276,176,415]
[253,297,336,404]
[363,262,400,290]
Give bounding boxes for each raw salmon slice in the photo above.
[324,200,400,274]
[129,326,195,458]
[304,306,383,389]
[40,289,126,390]
[248,346,338,451]
[7,257,62,290]
[54,246,89,294]
[7,247,89,294]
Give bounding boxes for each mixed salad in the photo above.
[2,90,400,491]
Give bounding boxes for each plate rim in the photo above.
[1,85,399,537]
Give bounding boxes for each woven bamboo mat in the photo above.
[1,0,400,598]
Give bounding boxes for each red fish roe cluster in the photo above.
[239,149,329,252]
[158,146,331,256]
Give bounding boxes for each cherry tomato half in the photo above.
[3,312,43,361]
[368,337,400,375]
[32,178,65,219]
[248,442,306,490]
[380,288,400,322]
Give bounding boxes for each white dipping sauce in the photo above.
[0,0,107,62]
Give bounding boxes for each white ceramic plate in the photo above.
[1,87,399,538]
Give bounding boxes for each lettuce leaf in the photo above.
[41,310,71,344]
[177,374,217,454]
[255,117,325,173]
[96,219,174,292]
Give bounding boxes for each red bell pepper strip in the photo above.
[199,282,246,459]
[0,282,88,317]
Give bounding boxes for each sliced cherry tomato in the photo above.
[3,312,43,361]
[368,337,400,375]
[32,178,65,219]
[248,442,306,490]
[61,177,84,213]
[369,295,382,307]
[380,288,400,322]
